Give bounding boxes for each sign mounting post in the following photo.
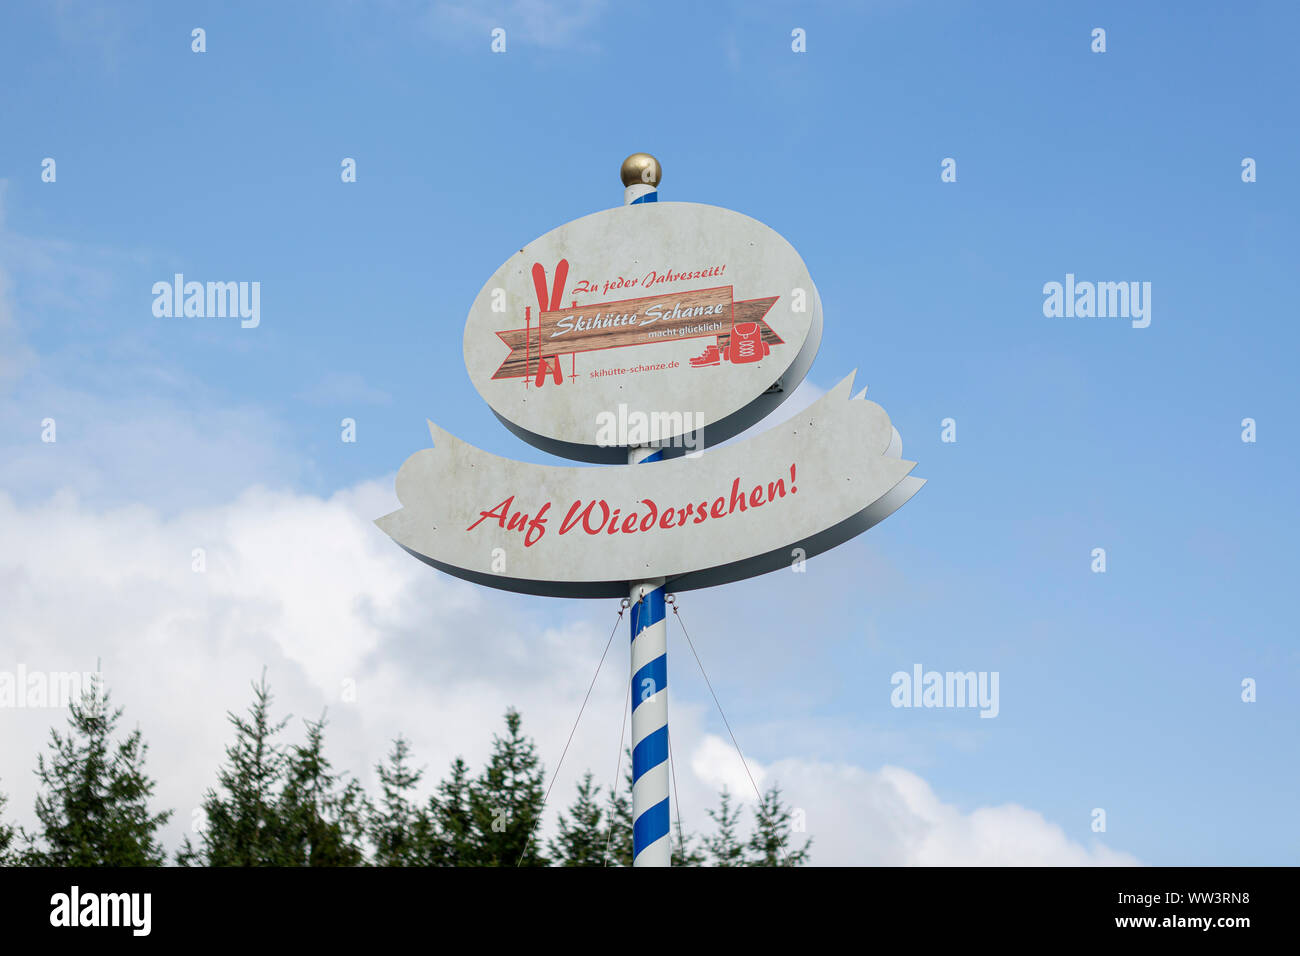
[622,153,672,866]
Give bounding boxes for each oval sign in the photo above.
[463,202,822,462]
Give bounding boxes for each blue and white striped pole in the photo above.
[629,561,669,866]
[621,153,671,866]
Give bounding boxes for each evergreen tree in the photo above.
[606,750,634,866]
[671,824,705,867]
[468,709,548,866]
[26,675,171,866]
[703,788,746,867]
[279,713,367,866]
[605,749,702,866]
[0,785,15,865]
[745,784,811,866]
[548,771,608,866]
[179,674,290,866]
[426,757,475,866]
[369,736,431,866]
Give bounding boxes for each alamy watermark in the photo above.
[50,886,151,936]
[891,664,999,718]
[152,274,260,328]
[1042,273,1151,328]
[0,666,105,709]
[594,404,705,456]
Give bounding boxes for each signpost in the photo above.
[377,154,923,866]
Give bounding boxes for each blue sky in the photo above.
[1,0,1297,864]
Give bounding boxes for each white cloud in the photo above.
[0,188,309,515]
[0,389,309,514]
[0,480,639,855]
[683,735,1135,865]
[757,757,1138,866]
[0,482,1135,865]
[690,733,766,798]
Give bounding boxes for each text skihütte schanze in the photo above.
[467,464,799,548]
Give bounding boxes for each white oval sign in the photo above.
[463,202,822,462]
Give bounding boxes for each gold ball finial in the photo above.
[620,153,662,188]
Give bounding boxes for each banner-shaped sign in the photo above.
[491,287,782,380]
[463,202,823,462]
[375,374,924,598]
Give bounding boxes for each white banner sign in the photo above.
[376,374,923,598]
